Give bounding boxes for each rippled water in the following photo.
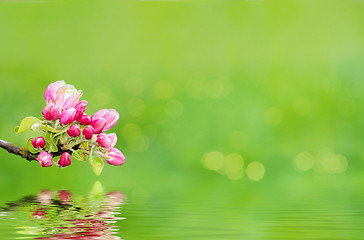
[1,178,364,239]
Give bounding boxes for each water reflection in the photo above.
[0,182,125,239]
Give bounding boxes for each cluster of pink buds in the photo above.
[16,80,125,175]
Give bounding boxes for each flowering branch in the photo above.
[0,139,37,161]
[0,138,74,161]
[7,80,126,175]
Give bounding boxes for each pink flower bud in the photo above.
[74,100,88,121]
[58,152,71,167]
[79,115,93,125]
[90,118,107,134]
[106,148,125,166]
[60,107,77,125]
[82,125,95,140]
[67,124,81,137]
[36,151,53,167]
[31,137,45,149]
[93,109,119,132]
[42,103,61,121]
[96,133,117,149]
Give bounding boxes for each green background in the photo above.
[1,1,364,239]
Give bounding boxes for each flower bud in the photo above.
[93,109,119,132]
[106,148,125,166]
[67,124,81,137]
[31,137,45,149]
[60,107,77,125]
[79,115,93,125]
[36,151,53,167]
[82,125,95,140]
[96,133,117,149]
[90,118,107,134]
[42,103,61,121]
[58,152,71,167]
[74,100,88,121]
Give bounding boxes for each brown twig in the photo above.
[0,139,73,162]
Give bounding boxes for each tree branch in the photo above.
[0,139,74,162]
[0,139,37,161]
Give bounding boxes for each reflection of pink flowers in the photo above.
[106,191,125,206]
[37,190,53,205]
[32,210,47,219]
[29,189,124,240]
[58,190,72,204]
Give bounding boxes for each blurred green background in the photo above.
[1,0,364,223]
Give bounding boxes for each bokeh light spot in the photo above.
[293,97,311,116]
[165,100,183,118]
[321,153,348,174]
[154,81,174,100]
[128,135,150,153]
[122,123,142,143]
[246,161,265,181]
[264,107,282,126]
[127,98,146,117]
[294,152,315,172]
[202,151,224,171]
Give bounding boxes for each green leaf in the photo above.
[15,117,41,134]
[72,149,87,161]
[89,155,104,176]
[42,124,60,133]
[44,132,58,153]
[82,141,89,151]
[26,138,38,154]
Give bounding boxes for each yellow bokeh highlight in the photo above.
[225,153,244,181]
[321,153,348,174]
[294,152,315,172]
[202,151,224,171]
[246,161,265,181]
[264,107,282,126]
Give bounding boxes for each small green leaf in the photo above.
[44,132,58,153]
[15,117,41,134]
[89,155,104,176]
[26,138,38,154]
[82,141,89,151]
[72,149,87,161]
[42,124,60,133]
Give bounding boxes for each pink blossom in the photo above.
[44,80,66,103]
[106,148,125,166]
[31,137,45,149]
[53,82,82,110]
[60,107,77,125]
[37,151,53,167]
[58,152,71,167]
[83,125,95,140]
[96,133,117,149]
[93,109,119,132]
[67,124,81,137]
[90,118,107,134]
[42,103,61,121]
[79,115,93,125]
[74,100,88,121]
